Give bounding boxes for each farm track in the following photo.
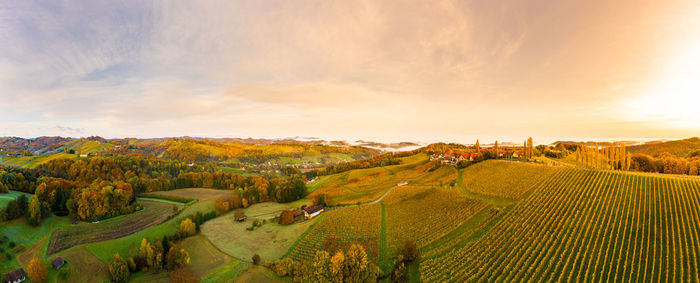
[46,200,179,255]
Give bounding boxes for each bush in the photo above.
[391,258,408,282]
[179,218,196,238]
[109,253,130,283]
[279,210,295,225]
[166,244,190,270]
[273,257,294,276]
[544,150,564,158]
[403,240,419,262]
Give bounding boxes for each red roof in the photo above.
[304,205,324,214]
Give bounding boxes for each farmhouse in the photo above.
[79,152,89,158]
[397,181,409,186]
[3,268,26,283]
[52,256,66,270]
[304,205,324,219]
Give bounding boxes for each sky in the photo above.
[1,0,699,144]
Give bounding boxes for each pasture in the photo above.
[308,153,435,205]
[54,246,110,283]
[201,202,315,262]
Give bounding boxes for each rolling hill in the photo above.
[293,153,700,281]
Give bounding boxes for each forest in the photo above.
[0,153,308,223]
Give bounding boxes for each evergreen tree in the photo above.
[494,141,499,158]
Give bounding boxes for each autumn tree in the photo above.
[493,141,499,158]
[403,240,419,261]
[27,195,42,226]
[27,258,48,283]
[166,244,191,270]
[475,139,481,153]
[139,238,155,269]
[109,253,130,283]
[279,210,295,225]
[214,198,230,215]
[229,193,242,209]
[272,257,295,276]
[179,218,196,237]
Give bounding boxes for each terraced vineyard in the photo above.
[382,185,487,254]
[421,168,700,282]
[286,204,382,262]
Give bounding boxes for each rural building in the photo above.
[79,152,89,158]
[3,268,26,283]
[52,256,66,270]
[397,181,408,186]
[304,205,324,219]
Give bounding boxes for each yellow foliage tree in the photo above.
[27,258,48,283]
[180,218,196,237]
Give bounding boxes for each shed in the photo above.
[52,256,66,270]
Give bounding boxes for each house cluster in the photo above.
[430,152,484,165]
[3,257,65,283]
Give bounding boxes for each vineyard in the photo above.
[286,204,382,262]
[382,185,487,254]
[421,168,700,282]
[460,160,561,199]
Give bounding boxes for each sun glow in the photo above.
[626,10,700,129]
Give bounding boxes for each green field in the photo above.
[0,190,31,208]
[308,153,432,205]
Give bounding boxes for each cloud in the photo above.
[55,125,84,135]
[0,0,699,142]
